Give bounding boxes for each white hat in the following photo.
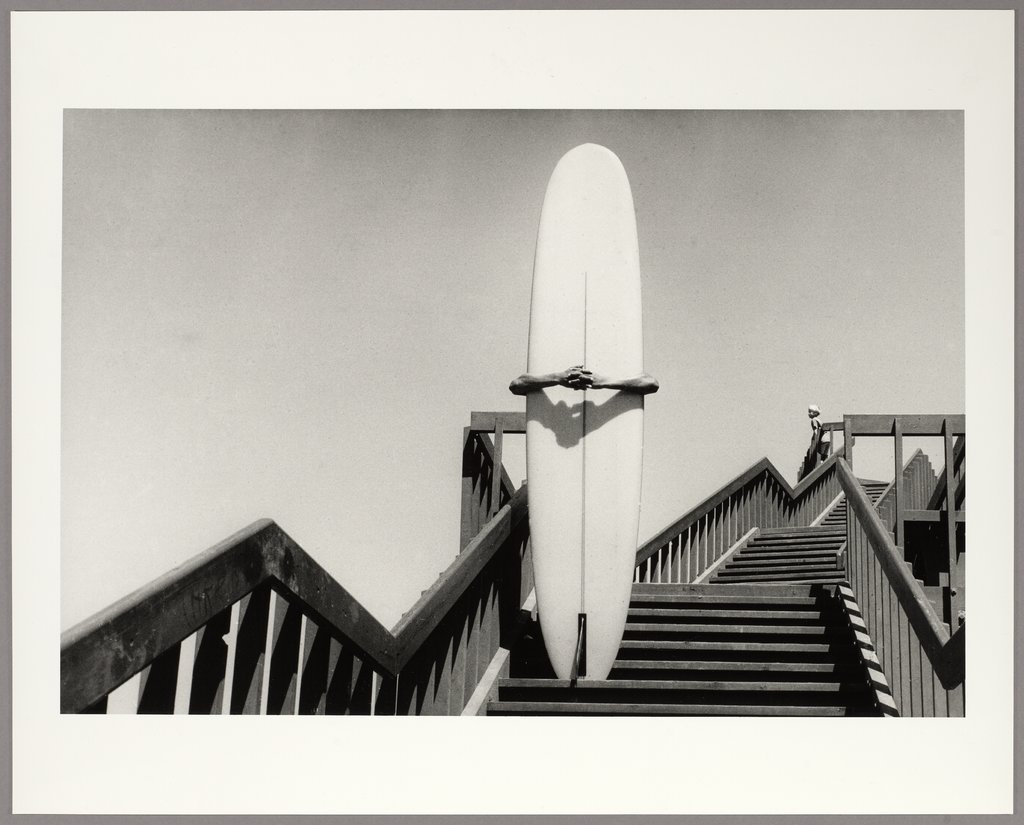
[808,404,820,414]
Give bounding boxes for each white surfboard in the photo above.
[526,144,645,681]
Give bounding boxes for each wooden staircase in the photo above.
[709,527,847,585]
[487,481,893,716]
[489,583,880,716]
[818,480,889,529]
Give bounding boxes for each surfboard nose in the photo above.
[559,142,624,169]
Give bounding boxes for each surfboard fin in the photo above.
[569,613,587,685]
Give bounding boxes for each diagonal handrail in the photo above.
[60,484,530,714]
[837,456,963,686]
[635,444,846,568]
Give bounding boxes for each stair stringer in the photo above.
[836,582,898,716]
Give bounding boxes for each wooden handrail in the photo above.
[926,435,966,511]
[392,485,528,671]
[61,490,531,713]
[635,445,846,567]
[60,520,398,712]
[837,456,963,686]
[843,414,965,436]
[63,416,530,714]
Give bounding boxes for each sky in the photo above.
[60,109,964,631]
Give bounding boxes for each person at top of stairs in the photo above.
[798,404,830,480]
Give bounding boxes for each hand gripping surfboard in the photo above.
[525,144,645,681]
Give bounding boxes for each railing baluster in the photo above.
[297,618,329,714]
[230,586,272,714]
[449,609,468,713]
[265,591,302,714]
[324,637,349,714]
[893,417,904,547]
[174,634,197,714]
[920,640,934,717]
[188,607,231,714]
[463,598,480,704]
[221,601,242,714]
[348,654,373,715]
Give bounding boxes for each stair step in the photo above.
[717,566,838,577]
[500,677,869,695]
[629,594,824,608]
[627,607,831,622]
[742,543,842,553]
[624,622,837,637]
[631,583,832,597]
[619,639,854,655]
[487,701,865,716]
[715,569,840,581]
[727,555,838,568]
[714,574,844,585]
[757,527,845,538]
[749,536,843,548]
[608,660,864,679]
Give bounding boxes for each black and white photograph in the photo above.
[11,8,1015,817]
[59,108,966,719]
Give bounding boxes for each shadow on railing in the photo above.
[634,445,847,584]
[62,415,532,715]
[838,454,965,717]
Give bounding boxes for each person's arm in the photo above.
[509,366,587,395]
[582,371,660,395]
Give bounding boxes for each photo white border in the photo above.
[11,9,1014,815]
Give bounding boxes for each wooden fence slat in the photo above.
[229,587,272,714]
[948,682,965,717]
[172,634,197,714]
[448,608,468,714]
[462,596,480,705]
[188,607,231,714]
[348,654,375,715]
[323,638,351,714]
[266,592,302,714]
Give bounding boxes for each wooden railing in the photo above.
[62,415,532,715]
[844,414,966,626]
[634,446,846,583]
[461,412,521,549]
[838,456,965,716]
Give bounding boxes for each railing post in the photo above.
[489,421,504,519]
[460,427,477,551]
[943,418,962,627]
[843,416,853,472]
[893,417,904,548]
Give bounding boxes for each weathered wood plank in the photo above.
[264,532,396,674]
[469,411,527,434]
[61,521,274,713]
[845,414,965,436]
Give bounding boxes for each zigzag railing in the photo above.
[64,409,961,716]
[61,419,531,715]
[634,445,847,583]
